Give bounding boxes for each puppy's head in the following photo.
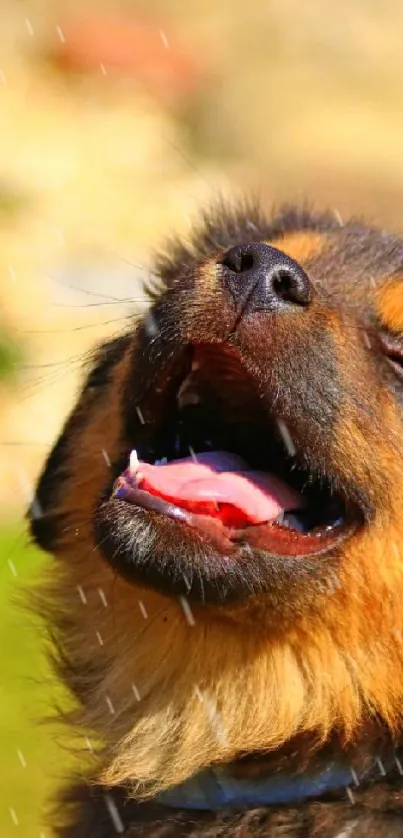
[30,204,403,795]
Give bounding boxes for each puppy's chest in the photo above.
[61,779,403,838]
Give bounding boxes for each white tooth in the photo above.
[174,434,181,454]
[276,511,285,525]
[154,456,168,466]
[129,450,139,473]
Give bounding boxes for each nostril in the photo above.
[272,270,297,302]
[271,268,310,307]
[220,245,254,274]
[272,270,293,297]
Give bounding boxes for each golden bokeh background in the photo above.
[3,0,403,516]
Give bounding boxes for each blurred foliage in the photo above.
[0,184,30,222]
[0,527,64,837]
[0,329,24,384]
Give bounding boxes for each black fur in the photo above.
[151,202,344,293]
[54,776,403,838]
[30,335,131,552]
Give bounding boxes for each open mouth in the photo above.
[108,343,358,561]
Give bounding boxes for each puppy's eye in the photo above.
[379,331,403,377]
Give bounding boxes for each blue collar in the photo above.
[155,762,361,810]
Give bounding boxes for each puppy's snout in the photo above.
[219,243,313,314]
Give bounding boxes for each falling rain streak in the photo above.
[98,587,108,607]
[136,406,145,425]
[194,686,227,748]
[104,793,124,833]
[179,596,195,626]
[276,419,296,457]
[138,600,148,619]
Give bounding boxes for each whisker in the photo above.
[17,315,135,334]
[53,299,136,309]
[47,273,131,303]
[0,441,51,447]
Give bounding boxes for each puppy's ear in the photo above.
[28,335,131,553]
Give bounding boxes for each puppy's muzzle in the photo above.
[219,242,314,315]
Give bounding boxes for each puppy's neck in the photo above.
[155,729,401,810]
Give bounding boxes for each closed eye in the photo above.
[379,331,403,377]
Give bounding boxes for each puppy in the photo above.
[30,203,403,836]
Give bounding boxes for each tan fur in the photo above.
[48,519,403,798]
[376,279,403,332]
[267,231,327,264]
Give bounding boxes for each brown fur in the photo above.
[29,204,403,835]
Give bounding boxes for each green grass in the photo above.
[0,525,70,838]
[0,331,24,383]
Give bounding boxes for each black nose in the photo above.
[219,242,313,313]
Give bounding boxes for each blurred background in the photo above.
[2,0,403,833]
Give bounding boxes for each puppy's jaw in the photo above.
[29,204,403,796]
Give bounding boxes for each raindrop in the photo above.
[138,600,148,619]
[17,749,26,768]
[333,208,343,227]
[188,445,198,463]
[8,559,17,577]
[179,596,195,626]
[132,683,141,702]
[77,585,87,604]
[9,809,19,826]
[346,787,355,804]
[56,25,66,43]
[106,695,115,715]
[104,793,124,833]
[98,588,108,607]
[102,449,111,467]
[349,766,359,787]
[160,30,169,49]
[276,419,296,457]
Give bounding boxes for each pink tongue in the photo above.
[134,451,303,526]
